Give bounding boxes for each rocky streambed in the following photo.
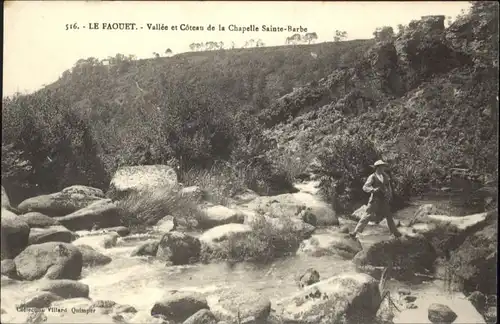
[1,166,497,324]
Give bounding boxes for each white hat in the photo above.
[373,160,388,167]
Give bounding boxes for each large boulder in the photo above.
[20,291,63,308]
[279,272,381,323]
[14,242,83,280]
[18,212,59,228]
[107,165,179,199]
[151,291,209,323]
[77,244,112,267]
[17,190,104,217]
[37,279,90,299]
[28,225,75,245]
[297,233,362,259]
[199,205,245,229]
[208,290,271,323]
[53,199,121,231]
[199,224,252,246]
[353,234,437,276]
[298,268,320,288]
[156,232,201,265]
[1,208,30,260]
[447,219,497,295]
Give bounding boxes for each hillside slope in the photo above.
[2,2,498,210]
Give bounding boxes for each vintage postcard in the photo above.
[1,1,498,323]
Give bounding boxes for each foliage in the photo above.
[116,188,203,229]
[373,26,395,43]
[316,134,380,212]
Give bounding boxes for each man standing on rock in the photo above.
[349,160,402,239]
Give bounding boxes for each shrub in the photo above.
[316,134,380,213]
[201,215,302,264]
[115,188,203,231]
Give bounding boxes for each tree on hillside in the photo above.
[153,52,160,58]
[219,41,224,49]
[333,30,348,42]
[231,41,236,49]
[285,34,302,45]
[304,32,318,44]
[165,48,173,56]
[255,39,265,47]
[373,26,395,42]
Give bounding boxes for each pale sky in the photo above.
[3,1,471,97]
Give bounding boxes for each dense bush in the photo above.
[316,134,380,213]
[201,215,302,264]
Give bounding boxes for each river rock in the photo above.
[1,259,18,279]
[182,309,217,324]
[78,244,112,267]
[28,225,75,245]
[53,199,121,231]
[17,191,103,217]
[156,232,201,265]
[353,233,437,275]
[18,212,60,228]
[199,205,245,229]
[107,165,179,199]
[38,279,89,299]
[155,215,177,232]
[101,225,130,237]
[14,242,82,280]
[20,291,63,308]
[422,211,492,232]
[297,233,362,259]
[199,224,252,245]
[428,303,457,323]
[113,304,137,314]
[151,291,209,322]
[280,272,381,323]
[350,205,401,227]
[209,290,271,323]
[72,232,120,249]
[298,268,320,288]
[129,311,169,324]
[61,185,105,198]
[1,208,30,260]
[131,240,159,257]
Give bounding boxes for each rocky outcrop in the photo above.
[14,242,83,280]
[28,225,75,245]
[61,185,105,198]
[279,272,381,323]
[77,244,112,267]
[54,199,121,231]
[156,232,201,265]
[151,291,209,323]
[297,233,362,259]
[208,290,271,323]
[107,165,179,200]
[20,291,63,308]
[1,208,30,260]
[38,279,90,299]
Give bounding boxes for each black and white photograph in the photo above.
[1,1,498,323]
